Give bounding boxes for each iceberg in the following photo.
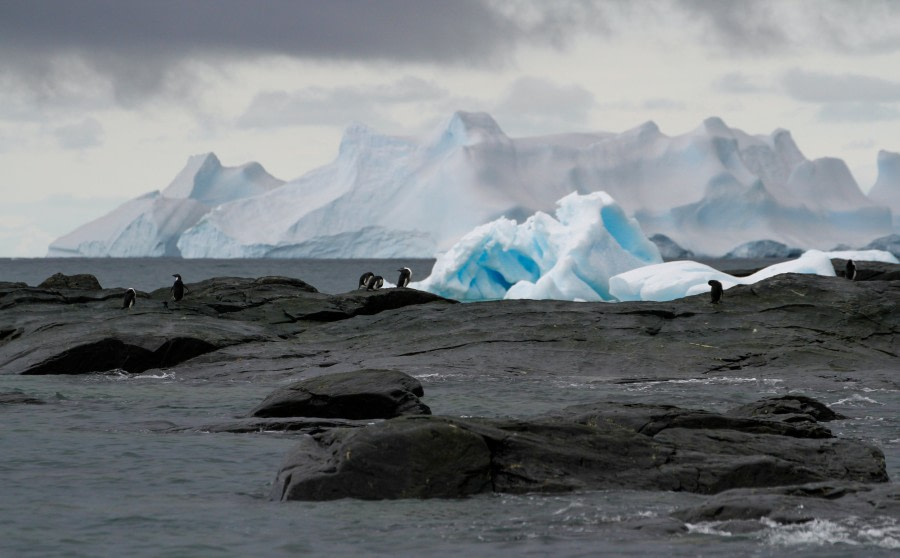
[411,191,662,301]
[868,150,900,230]
[49,112,896,258]
[47,153,283,257]
[174,113,893,258]
[608,249,899,302]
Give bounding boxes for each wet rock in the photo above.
[37,273,102,290]
[0,277,454,375]
[271,397,887,501]
[249,368,431,419]
[272,416,492,501]
[671,481,900,526]
[727,394,847,422]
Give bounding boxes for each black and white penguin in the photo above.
[122,288,136,309]
[396,267,412,288]
[359,271,375,289]
[366,275,384,291]
[170,274,189,301]
[845,259,857,280]
[708,280,723,304]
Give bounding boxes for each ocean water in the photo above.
[1,258,898,557]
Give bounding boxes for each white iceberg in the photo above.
[412,191,662,301]
[609,249,899,302]
[47,153,283,257]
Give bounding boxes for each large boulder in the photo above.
[249,369,431,419]
[270,396,887,501]
[37,273,103,290]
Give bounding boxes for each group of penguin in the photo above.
[122,268,412,309]
[359,267,412,291]
[705,259,858,306]
[121,274,188,310]
[124,260,857,309]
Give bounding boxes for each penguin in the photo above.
[366,275,384,291]
[708,280,723,304]
[359,271,375,289]
[170,274,190,302]
[845,259,857,280]
[396,267,412,288]
[122,288,136,309]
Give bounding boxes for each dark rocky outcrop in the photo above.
[831,258,900,281]
[0,276,455,375]
[248,369,431,419]
[37,272,103,290]
[270,396,887,501]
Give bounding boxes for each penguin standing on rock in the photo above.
[358,271,374,289]
[396,267,412,288]
[122,288,136,309]
[170,274,190,302]
[845,259,857,280]
[708,280,723,304]
[366,275,384,291]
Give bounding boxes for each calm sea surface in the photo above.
[1,258,897,557]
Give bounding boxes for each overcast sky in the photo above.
[2,0,900,256]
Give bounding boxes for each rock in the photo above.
[248,368,431,419]
[271,416,492,501]
[0,391,45,405]
[831,258,900,281]
[671,481,900,526]
[727,394,847,422]
[0,277,455,376]
[37,273,102,290]
[270,397,887,501]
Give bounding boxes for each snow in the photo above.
[49,112,896,258]
[608,249,899,303]
[410,191,662,301]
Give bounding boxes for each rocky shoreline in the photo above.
[2,260,898,529]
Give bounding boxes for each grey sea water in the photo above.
[1,258,898,557]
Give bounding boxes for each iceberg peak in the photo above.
[428,110,508,150]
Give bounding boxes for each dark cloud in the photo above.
[783,69,900,103]
[0,1,527,64]
[677,0,900,54]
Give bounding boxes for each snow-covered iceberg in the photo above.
[411,191,662,301]
[609,249,899,302]
[47,153,283,257]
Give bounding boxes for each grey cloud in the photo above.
[642,98,686,111]
[783,69,900,103]
[677,0,900,54]
[53,118,104,149]
[714,72,766,94]
[818,103,900,123]
[237,77,448,129]
[492,76,596,134]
